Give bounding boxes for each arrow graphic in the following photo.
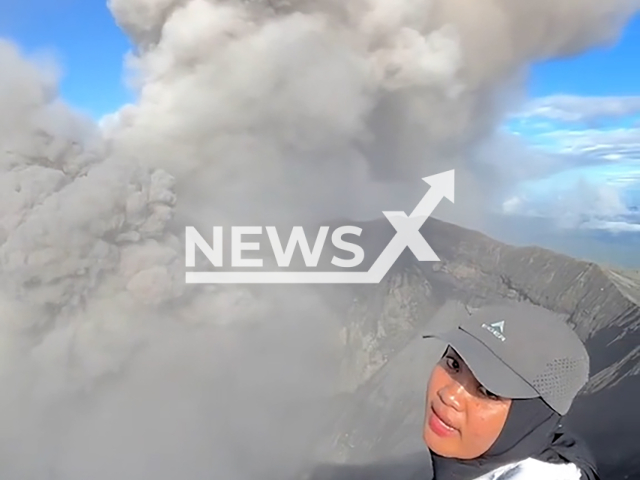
[365,169,454,282]
[185,170,455,284]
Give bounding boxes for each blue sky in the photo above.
[2,2,640,237]
[528,13,640,98]
[2,2,639,120]
[1,0,135,119]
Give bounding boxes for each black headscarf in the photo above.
[430,397,599,480]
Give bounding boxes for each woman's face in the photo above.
[423,347,512,459]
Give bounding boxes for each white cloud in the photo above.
[581,219,640,233]
[501,173,640,233]
[504,95,640,233]
[537,127,640,161]
[514,94,640,124]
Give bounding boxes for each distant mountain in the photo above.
[304,216,640,480]
[482,213,640,269]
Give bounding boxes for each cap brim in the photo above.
[423,327,539,399]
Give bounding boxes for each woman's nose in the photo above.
[438,380,465,411]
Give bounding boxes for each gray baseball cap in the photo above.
[423,303,590,415]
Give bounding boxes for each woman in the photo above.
[422,303,600,480]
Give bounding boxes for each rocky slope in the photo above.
[308,216,640,480]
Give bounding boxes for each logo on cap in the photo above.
[482,320,506,342]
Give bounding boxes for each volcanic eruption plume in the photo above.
[0,0,638,478]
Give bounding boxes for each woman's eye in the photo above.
[479,386,499,400]
[445,356,459,371]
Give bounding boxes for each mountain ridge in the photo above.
[309,215,639,480]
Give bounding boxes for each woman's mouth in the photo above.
[428,405,458,438]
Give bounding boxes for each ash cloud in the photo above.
[105,0,639,228]
[0,38,343,479]
[0,0,639,478]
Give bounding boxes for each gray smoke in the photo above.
[0,38,343,479]
[0,0,639,478]
[104,0,639,227]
